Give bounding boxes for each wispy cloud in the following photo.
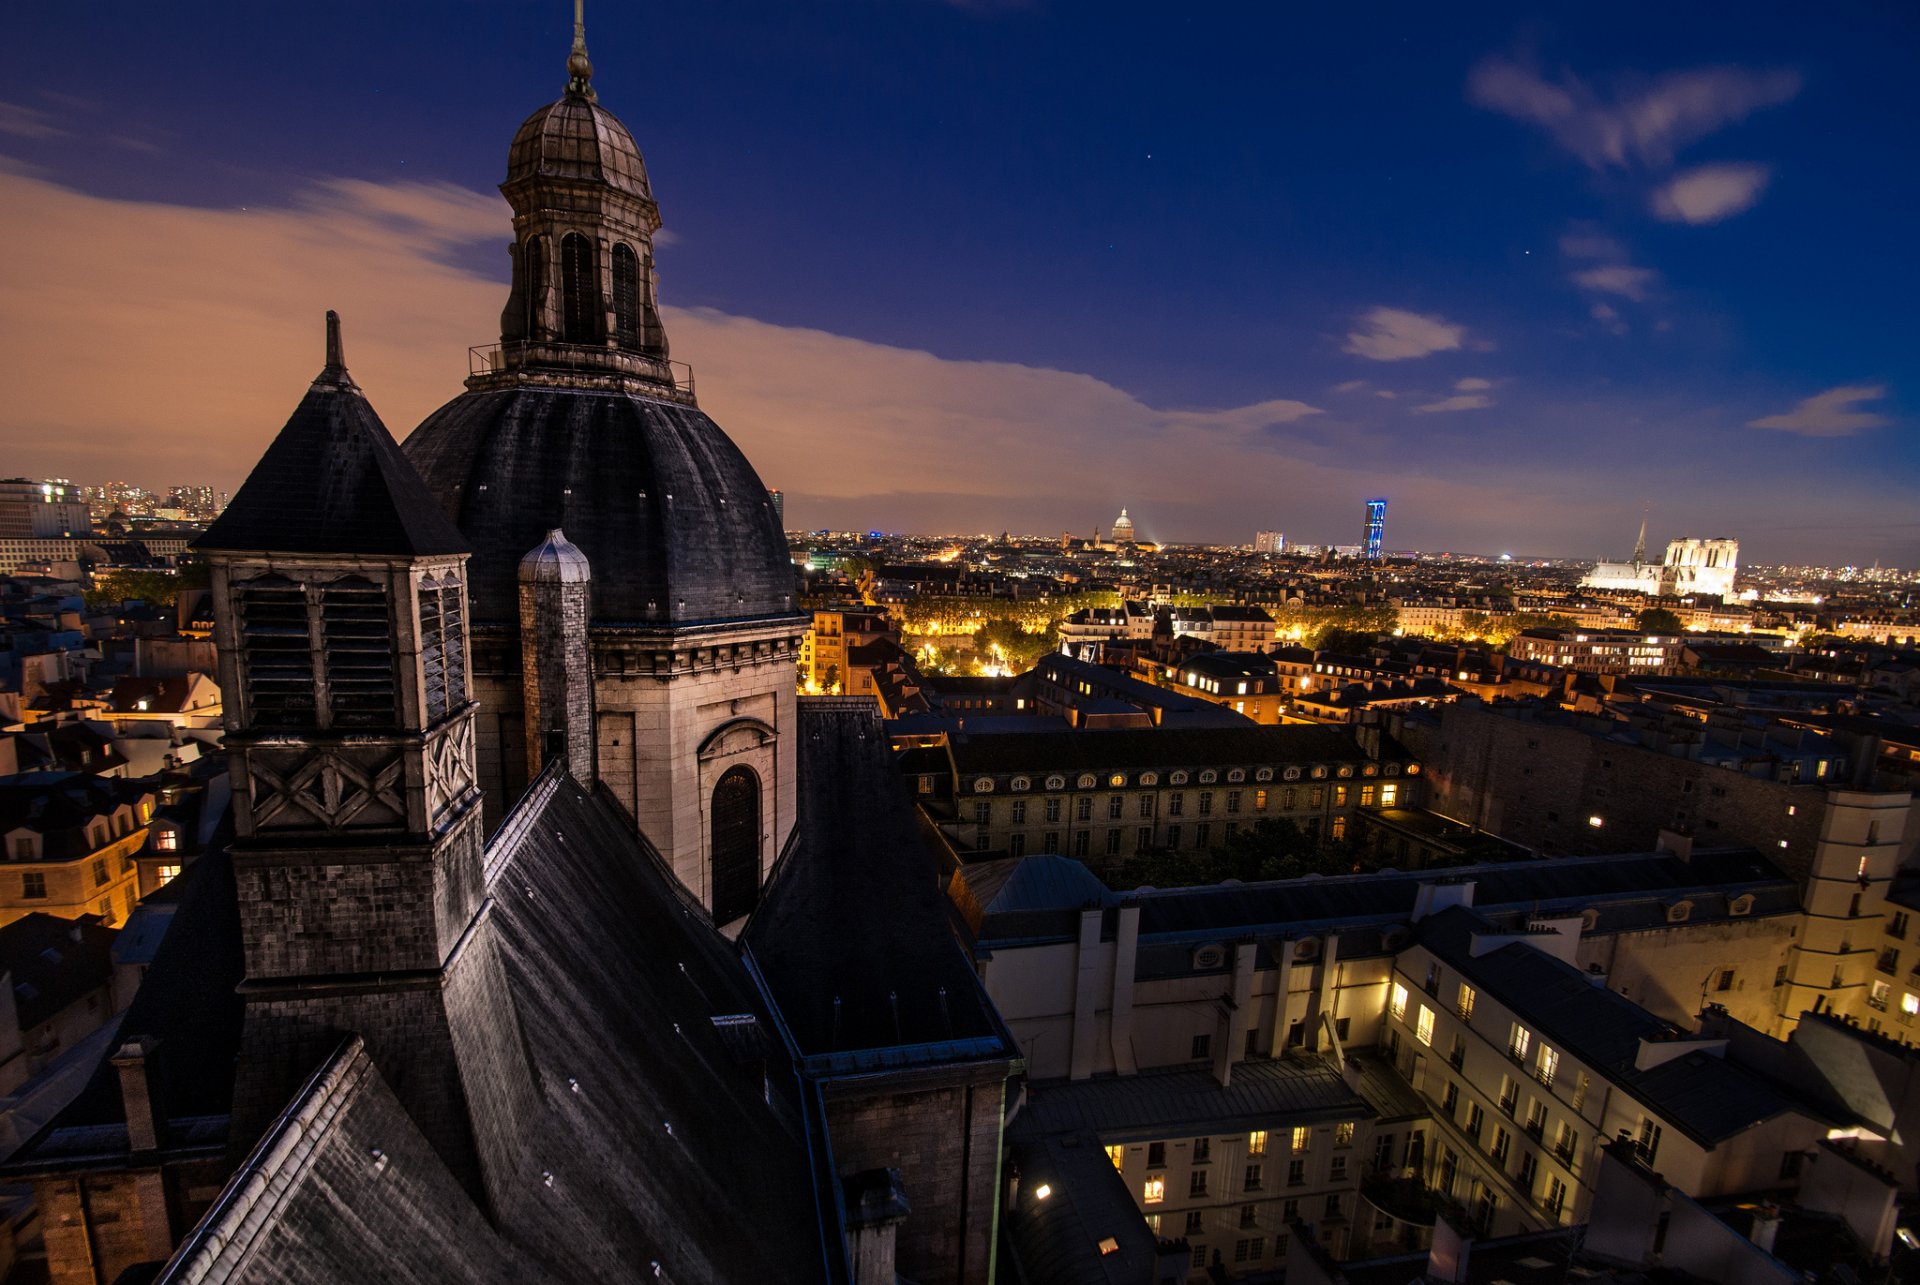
[1558,226,1661,307]
[1589,301,1627,335]
[1571,265,1660,301]
[1413,394,1491,414]
[1413,380,1496,414]
[1467,59,1801,171]
[1651,162,1772,224]
[1343,307,1469,362]
[1748,385,1891,437]
[0,100,64,140]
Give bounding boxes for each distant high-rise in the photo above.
[1255,530,1285,554]
[768,488,784,528]
[1362,498,1387,560]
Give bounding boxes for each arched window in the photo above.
[560,232,600,344]
[524,236,548,338]
[612,243,641,348]
[710,767,761,924]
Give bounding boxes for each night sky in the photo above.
[1,2,1914,563]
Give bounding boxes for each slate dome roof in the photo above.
[506,96,652,202]
[402,386,797,628]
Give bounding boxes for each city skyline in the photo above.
[1,2,1914,563]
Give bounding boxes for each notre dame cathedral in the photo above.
[3,13,1017,1284]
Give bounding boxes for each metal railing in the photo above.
[467,340,695,397]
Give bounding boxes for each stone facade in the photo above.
[473,618,802,914]
[825,1069,1007,1285]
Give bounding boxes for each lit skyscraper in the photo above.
[1363,498,1386,560]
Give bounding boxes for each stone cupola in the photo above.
[489,0,675,394]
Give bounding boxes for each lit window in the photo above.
[1390,982,1408,1020]
[1334,1121,1355,1147]
[1457,984,1475,1021]
[1248,1130,1267,1156]
[1143,1176,1164,1204]
[1537,1046,1559,1087]
[1416,1005,1435,1047]
[1509,1024,1531,1061]
[1903,994,1918,1017]
[156,864,182,886]
[155,829,179,852]
[1291,1126,1312,1153]
[1106,1144,1125,1170]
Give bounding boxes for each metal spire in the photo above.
[566,0,596,101]
[1631,503,1648,565]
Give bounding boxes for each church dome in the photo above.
[403,386,796,628]
[506,96,653,203]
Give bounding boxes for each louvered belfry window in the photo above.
[321,577,398,726]
[612,243,641,348]
[420,578,467,722]
[238,575,318,727]
[237,574,398,729]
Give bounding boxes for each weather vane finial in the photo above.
[566,0,596,101]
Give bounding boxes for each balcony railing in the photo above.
[466,340,697,398]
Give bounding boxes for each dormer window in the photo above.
[1667,900,1693,923]
[1730,894,1754,917]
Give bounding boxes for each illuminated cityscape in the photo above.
[0,5,1915,1285]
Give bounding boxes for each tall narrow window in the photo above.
[560,232,600,343]
[238,575,317,727]
[524,236,548,338]
[321,577,396,726]
[612,242,641,348]
[711,767,761,924]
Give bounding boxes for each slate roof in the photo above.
[1018,1058,1369,1143]
[195,323,469,558]
[1002,1131,1164,1285]
[746,701,1012,1063]
[403,386,799,627]
[0,913,117,1031]
[1415,906,1825,1146]
[158,1036,541,1284]
[0,772,152,861]
[964,846,1796,950]
[441,770,836,1283]
[5,843,245,1162]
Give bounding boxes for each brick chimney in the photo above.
[843,1168,911,1285]
[112,1035,162,1152]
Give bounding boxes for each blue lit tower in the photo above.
[1363,498,1387,560]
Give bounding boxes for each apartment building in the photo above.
[934,723,1418,864]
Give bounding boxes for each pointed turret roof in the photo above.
[196,313,469,557]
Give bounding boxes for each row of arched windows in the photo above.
[523,233,648,349]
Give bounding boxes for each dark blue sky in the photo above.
[3,2,1915,562]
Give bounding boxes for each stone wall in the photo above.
[826,1072,1006,1285]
